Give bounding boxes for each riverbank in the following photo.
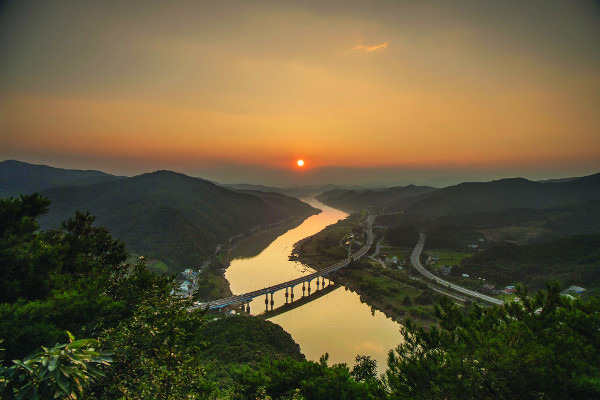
[197,211,321,302]
[290,214,440,326]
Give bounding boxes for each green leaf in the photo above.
[48,357,59,372]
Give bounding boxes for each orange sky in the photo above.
[1,1,599,185]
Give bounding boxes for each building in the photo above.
[565,286,586,294]
[503,285,516,294]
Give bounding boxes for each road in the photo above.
[196,214,376,310]
[368,237,386,268]
[410,233,504,305]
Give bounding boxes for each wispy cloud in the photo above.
[352,40,388,53]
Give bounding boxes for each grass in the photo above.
[129,254,172,274]
[496,293,517,303]
[427,250,472,267]
[147,260,170,273]
[337,265,438,324]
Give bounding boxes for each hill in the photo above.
[433,198,600,244]
[0,159,122,197]
[400,173,600,218]
[316,185,438,212]
[457,233,600,293]
[37,170,318,271]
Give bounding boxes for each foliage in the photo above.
[1,332,112,400]
[0,195,131,361]
[197,315,304,364]
[386,284,600,399]
[350,355,378,383]
[385,225,419,248]
[85,276,211,400]
[230,355,385,400]
[459,233,600,290]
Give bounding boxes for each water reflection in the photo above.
[225,198,403,373]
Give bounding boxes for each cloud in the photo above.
[352,40,388,52]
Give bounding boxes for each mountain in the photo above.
[434,198,600,243]
[0,160,122,198]
[316,185,438,212]
[223,183,288,194]
[224,183,362,199]
[37,170,318,271]
[399,173,600,218]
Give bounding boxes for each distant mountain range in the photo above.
[401,174,600,218]
[318,173,600,217]
[0,160,123,198]
[318,172,600,246]
[223,183,361,199]
[316,185,438,212]
[0,160,318,271]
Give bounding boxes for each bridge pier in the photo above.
[270,292,274,310]
[291,286,294,302]
[285,287,289,304]
[308,279,311,295]
[322,276,325,287]
[302,282,305,297]
[316,278,320,290]
[265,293,269,311]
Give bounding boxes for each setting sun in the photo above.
[297,159,304,167]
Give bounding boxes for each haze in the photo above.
[1,0,599,186]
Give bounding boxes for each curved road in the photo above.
[411,233,504,305]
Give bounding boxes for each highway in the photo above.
[410,233,504,305]
[195,214,375,310]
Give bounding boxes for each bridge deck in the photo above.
[196,215,374,310]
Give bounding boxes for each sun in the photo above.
[297,159,305,167]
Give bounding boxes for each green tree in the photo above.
[351,355,378,383]
[0,194,53,302]
[385,285,600,399]
[86,270,210,399]
[1,332,111,400]
[0,195,130,361]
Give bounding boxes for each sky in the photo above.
[1,0,599,186]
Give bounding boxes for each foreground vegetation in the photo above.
[2,194,599,399]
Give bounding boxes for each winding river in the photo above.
[225,198,403,372]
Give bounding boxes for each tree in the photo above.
[1,332,112,400]
[86,268,210,400]
[385,284,600,399]
[351,355,378,383]
[0,195,130,361]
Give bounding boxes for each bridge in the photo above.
[196,214,375,312]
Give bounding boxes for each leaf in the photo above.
[67,339,97,350]
[48,357,59,372]
[56,370,71,395]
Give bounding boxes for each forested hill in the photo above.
[316,185,438,212]
[315,173,600,219]
[0,159,122,197]
[401,173,600,217]
[37,170,318,271]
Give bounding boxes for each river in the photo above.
[225,198,403,372]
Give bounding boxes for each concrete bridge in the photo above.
[196,214,375,312]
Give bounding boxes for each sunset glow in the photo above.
[0,1,598,185]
